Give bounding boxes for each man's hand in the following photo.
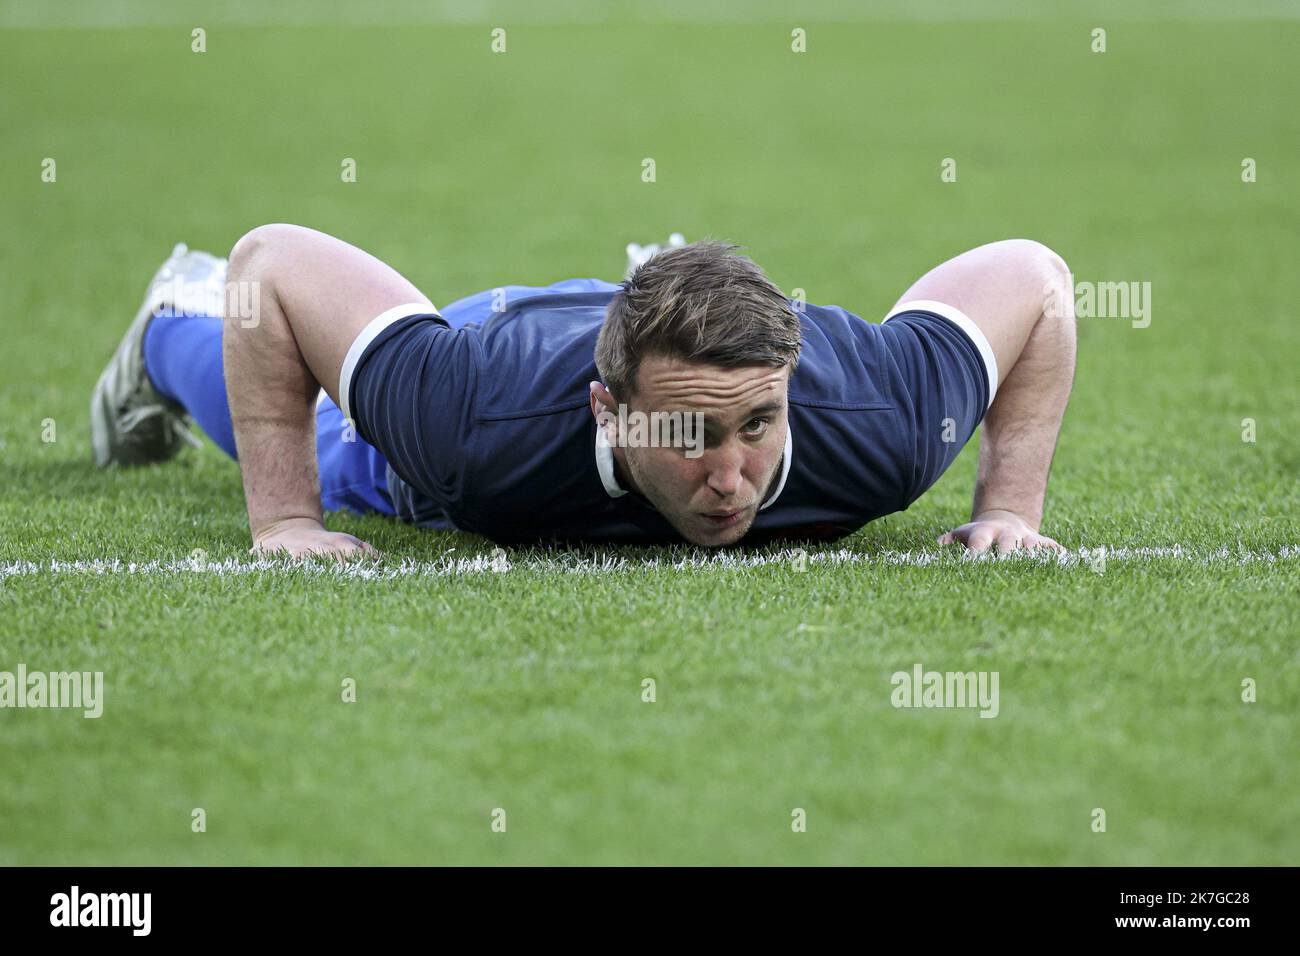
[938,509,1062,554]
[252,517,378,560]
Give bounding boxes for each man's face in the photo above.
[590,355,790,547]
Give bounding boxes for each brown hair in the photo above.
[595,239,802,398]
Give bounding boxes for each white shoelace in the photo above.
[117,404,202,448]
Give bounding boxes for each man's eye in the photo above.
[742,417,770,436]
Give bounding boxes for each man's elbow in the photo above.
[228,223,310,279]
[996,238,1070,293]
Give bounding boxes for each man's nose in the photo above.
[705,444,744,498]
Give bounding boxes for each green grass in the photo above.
[0,8,1297,864]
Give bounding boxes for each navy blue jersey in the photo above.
[341,281,996,545]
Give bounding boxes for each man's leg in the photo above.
[312,397,394,515]
[142,312,236,456]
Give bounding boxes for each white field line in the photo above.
[1,546,1297,581]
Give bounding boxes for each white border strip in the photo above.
[338,301,440,422]
[2,546,1294,580]
[10,3,1292,30]
[885,299,1000,407]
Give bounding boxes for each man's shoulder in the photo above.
[470,289,611,417]
[789,301,896,409]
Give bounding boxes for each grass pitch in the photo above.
[0,3,1297,865]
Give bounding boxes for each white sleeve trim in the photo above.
[338,301,440,423]
[883,298,999,407]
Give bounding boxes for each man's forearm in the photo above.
[971,301,1076,529]
[223,234,325,541]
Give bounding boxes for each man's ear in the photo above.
[589,381,619,438]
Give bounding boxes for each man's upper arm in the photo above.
[229,223,435,411]
[887,238,1069,382]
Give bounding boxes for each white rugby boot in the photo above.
[624,231,687,279]
[90,243,226,466]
